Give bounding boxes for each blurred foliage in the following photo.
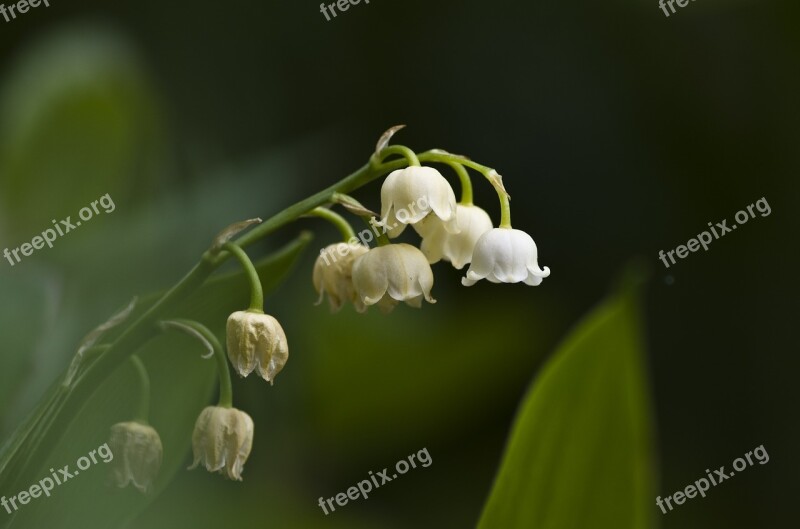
[2,233,311,529]
[0,269,54,432]
[0,26,165,236]
[478,267,657,529]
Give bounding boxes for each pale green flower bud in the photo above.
[313,242,370,313]
[189,406,254,481]
[226,310,288,384]
[108,421,163,494]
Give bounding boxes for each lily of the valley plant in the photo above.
[0,126,550,495]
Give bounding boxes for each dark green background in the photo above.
[1,0,798,527]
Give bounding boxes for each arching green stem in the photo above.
[308,207,356,241]
[446,162,474,205]
[417,150,494,175]
[418,150,512,228]
[376,145,420,167]
[159,319,233,409]
[129,355,151,423]
[496,186,512,228]
[223,242,263,312]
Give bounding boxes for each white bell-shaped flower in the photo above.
[379,166,458,238]
[418,204,494,269]
[189,406,254,481]
[226,310,288,384]
[108,421,163,494]
[313,242,370,313]
[462,228,550,286]
[352,243,436,312]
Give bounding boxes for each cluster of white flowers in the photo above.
[105,140,551,491]
[314,165,550,312]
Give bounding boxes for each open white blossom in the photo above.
[313,242,370,312]
[418,204,494,269]
[352,243,436,312]
[108,421,163,494]
[379,166,458,238]
[462,228,550,286]
[226,310,288,384]
[189,406,254,481]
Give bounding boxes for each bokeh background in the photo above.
[1,0,798,527]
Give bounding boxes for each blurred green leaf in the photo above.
[477,268,657,529]
[2,233,311,529]
[0,270,54,431]
[0,25,165,237]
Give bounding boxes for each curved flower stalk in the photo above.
[459,170,551,287]
[159,319,256,481]
[107,355,162,494]
[223,241,289,384]
[307,207,371,312]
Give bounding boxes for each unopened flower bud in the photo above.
[226,310,288,384]
[108,421,163,494]
[189,406,254,481]
[313,242,370,313]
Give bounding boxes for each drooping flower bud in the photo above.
[379,166,459,238]
[189,406,254,481]
[226,310,288,384]
[462,228,550,286]
[313,242,370,313]
[108,421,163,494]
[352,243,436,312]
[418,204,494,269]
